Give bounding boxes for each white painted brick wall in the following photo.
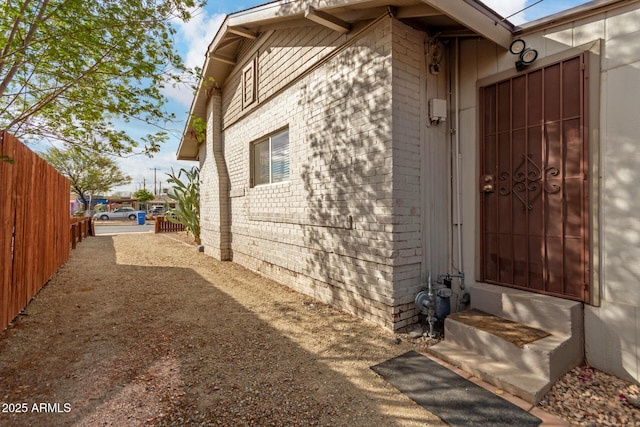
[200,89,231,261]
[389,19,426,312]
[199,17,437,329]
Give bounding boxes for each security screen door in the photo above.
[479,53,589,302]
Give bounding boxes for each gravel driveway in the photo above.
[0,233,444,427]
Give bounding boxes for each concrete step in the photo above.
[428,340,552,404]
[471,283,583,337]
[427,283,585,404]
[444,313,574,380]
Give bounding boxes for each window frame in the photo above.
[250,128,290,188]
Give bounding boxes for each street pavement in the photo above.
[94,222,155,235]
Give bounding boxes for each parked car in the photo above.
[93,207,142,221]
[149,206,164,216]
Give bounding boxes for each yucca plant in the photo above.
[165,166,200,245]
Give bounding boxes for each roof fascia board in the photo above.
[177,50,216,160]
[424,0,513,48]
[227,0,398,28]
[207,19,231,56]
[516,0,636,35]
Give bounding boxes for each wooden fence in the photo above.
[70,217,94,249]
[154,216,186,233]
[0,131,84,331]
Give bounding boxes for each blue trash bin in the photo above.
[137,211,146,225]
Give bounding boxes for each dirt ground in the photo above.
[2,231,639,426]
[0,232,445,427]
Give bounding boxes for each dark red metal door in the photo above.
[480,54,589,302]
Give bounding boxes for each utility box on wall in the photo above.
[429,98,447,123]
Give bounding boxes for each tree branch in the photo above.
[0,0,50,98]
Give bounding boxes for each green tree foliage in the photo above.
[40,146,131,210]
[133,188,155,203]
[0,0,205,156]
[165,166,200,245]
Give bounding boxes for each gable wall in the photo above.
[199,14,462,329]
[222,25,352,129]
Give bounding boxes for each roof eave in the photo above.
[515,0,634,35]
[176,0,516,159]
[177,17,231,161]
[424,0,513,48]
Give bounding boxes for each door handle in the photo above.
[481,174,495,193]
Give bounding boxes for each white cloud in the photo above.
[161,79,198,111]
[163,9,226,109]
[110,7,223,196]
[176,10,226,70]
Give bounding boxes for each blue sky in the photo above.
[112,0,592,194]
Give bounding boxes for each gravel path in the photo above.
[539,364,640,426]
[0,232,638,426]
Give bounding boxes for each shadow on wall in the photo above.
[583,3,640,379]
[297,25,393,321]
[590,128,640,381]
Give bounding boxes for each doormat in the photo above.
[371,351,541,427]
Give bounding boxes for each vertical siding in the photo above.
[390,20,451,311]
[586,3,640,383]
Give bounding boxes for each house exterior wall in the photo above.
[200,16,444,329]
[457,3,640,383]
[390,20,451,308]
[199,89,231,261]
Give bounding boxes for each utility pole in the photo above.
[150,168,161,195]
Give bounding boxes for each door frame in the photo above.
[475,42,602,306]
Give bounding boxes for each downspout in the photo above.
[449,37,469,312]
[453,38,466,302]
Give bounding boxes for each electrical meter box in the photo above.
[429,98,447,122]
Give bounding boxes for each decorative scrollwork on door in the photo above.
[498,154,561,211]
